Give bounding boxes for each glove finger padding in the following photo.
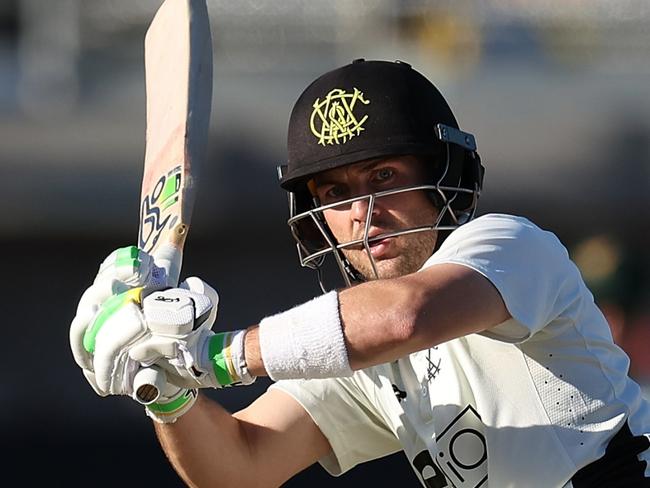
[142,286,214,336]
[180,276,220,327]
[70,246,169,392]
[82,369,107,397]
[70,278,129,370]
[92,297,149,394]
[129,335,179,363]
[95,246,169,289]
[131,329,217,390]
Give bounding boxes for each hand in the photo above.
[69,246,170,394]
[131,278,256,390]
[130,277,221,390]
[95,245,170,289]
[70,247,254,391]
[69,246,200,423]
[72,275,204,423]
[70,278,217,398]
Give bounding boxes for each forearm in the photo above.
[241,275,430,376]
[155,390,329,488]
[339,263,510,369]
[154,394,254,488]
[244,263,509,376]
[338,275,424,369]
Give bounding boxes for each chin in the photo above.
[344,234,435,280]
[356,256,422,280]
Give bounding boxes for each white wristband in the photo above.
[258,291,353,381]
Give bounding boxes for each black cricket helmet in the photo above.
[278,59,484,290]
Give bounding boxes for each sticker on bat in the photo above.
[139,165,182,253]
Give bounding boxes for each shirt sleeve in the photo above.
[269,376,402,476]
[424,213,583,342]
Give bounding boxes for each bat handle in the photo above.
[132,243,183,405]
[132,366,167,405]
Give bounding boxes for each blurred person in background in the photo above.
[572,235,650,387]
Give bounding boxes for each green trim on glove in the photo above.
[147,389,197,414]
[115,246,141,268]
[208,333,236,386]
[83,287,143,354]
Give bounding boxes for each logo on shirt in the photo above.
[426,347,442,382]
[412,405,488,488]
[392,384,407,402]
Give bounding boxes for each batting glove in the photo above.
[70,249,255,419]
[95,245,170,289]
[69,246,199,423]
[69,279,209,422]
[69,246,170,387]
[130,277,257,391]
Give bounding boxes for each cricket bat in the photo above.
[132,0,213,405]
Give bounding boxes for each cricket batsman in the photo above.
[70,59,650,487]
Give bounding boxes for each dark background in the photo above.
[2,1,649,486]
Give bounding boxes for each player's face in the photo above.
[312,155,439,280]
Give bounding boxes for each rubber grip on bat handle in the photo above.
[133,366,167,405]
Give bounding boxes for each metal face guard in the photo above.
[288,183,478,291]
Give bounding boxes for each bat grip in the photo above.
[132,244,182,405]
[132,366,167,405]
[134,243,183,405]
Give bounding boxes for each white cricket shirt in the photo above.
[272,213,650,487]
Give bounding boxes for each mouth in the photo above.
[345,228,398,258]
[367,236,394,258]
[363,229,399,258]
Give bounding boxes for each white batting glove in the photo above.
[70,249,255,418]
[70,246,199,423]
[131,277,257,390]
[70,283,185,397]
[95,245,170,289]
[70,246,168,389]
[69,280,210,422]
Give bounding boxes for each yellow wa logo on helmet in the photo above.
[310,88,370,145]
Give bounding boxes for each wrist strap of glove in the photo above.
[205,330,256,386]
[145,388,198,424]
[231,329,256,385]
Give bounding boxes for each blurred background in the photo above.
[2,0,650,486]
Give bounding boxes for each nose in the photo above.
[350,196,378,224]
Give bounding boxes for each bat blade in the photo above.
[132,0,212,405]
[138,0,212,287]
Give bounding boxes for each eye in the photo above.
[373,167,395,184]
[320,184,348,204]
[326,186,343,198]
